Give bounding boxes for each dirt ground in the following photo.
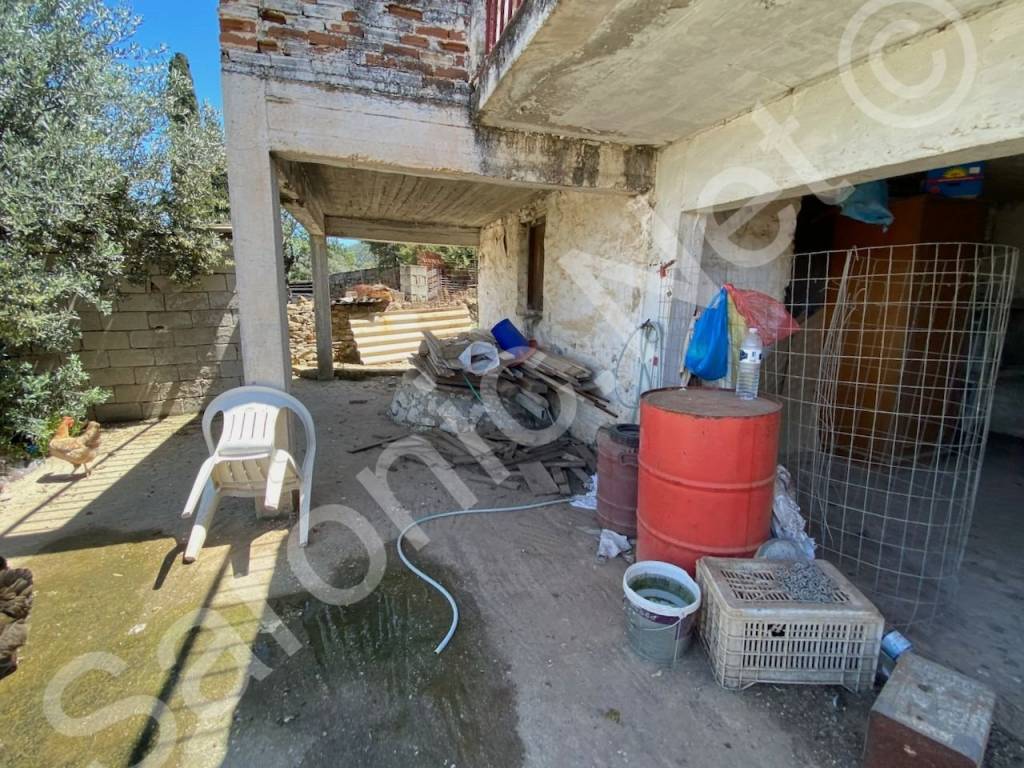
[0,377,1022,767]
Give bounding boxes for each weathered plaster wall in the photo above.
[536,191,652,383]
[695,200,799,390]
[477,217,524,330]
[478,191,656,440]
[478,193,800,435]
[220,0,473,104]
[697,200,800,306]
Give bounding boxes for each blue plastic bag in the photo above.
[839,181,894,228]
[685,288,729,381]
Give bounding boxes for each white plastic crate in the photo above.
[697,557,884,692]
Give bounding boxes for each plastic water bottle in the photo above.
[736,328,763,400]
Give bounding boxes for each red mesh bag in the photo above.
[724,283,800,347]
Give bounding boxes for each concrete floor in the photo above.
[1,377,1022,767]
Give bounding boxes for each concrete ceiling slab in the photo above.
[475,0,1000,145]
[304,163,544,228]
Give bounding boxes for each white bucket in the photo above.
[623,561,702,665]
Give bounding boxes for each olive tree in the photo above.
[0,0,228,454]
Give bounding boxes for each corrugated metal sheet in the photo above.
[350,306,474,365]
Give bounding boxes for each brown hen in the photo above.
[48,417,102,476]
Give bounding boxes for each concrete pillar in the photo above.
[310,234,334,381]
[222,73,293,517]
[222,74,290,391]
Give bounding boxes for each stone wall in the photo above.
[219,0,473,104]
[79,264,241,422]
[287,297,384,369]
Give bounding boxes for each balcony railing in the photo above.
[486,0,525,53]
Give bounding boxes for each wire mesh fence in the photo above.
[763,242,1018,626]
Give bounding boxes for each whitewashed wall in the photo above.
[697,199,799,306]
[477,192,799,440]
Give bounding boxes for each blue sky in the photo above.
[128,0,223,111]
[124,1,361,245]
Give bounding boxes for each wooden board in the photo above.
[348,433,409,453]
[549,465,570,495]
[518,461,560,495]
[569,467,592,486]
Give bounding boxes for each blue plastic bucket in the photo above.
[491,318,528,351]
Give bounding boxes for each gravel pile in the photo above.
[779,562,839,603]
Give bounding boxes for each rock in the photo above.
[286,297,383,370]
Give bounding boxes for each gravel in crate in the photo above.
[778,562,842,603]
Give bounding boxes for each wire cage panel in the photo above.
[763,243,1018,626]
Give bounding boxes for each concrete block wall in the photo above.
[219,0,473,104]
[79,264,241,422]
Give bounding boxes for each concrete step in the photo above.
[359,351,422,365]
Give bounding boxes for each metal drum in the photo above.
[596,424,640,536]
[636,388,781,574]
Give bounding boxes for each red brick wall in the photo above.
[220,0,472,103]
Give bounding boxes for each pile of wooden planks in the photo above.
[408,331,617,419]
[354,428,598,496]
[408,330,494,389]
[426,429,598,495]
[516,349,616,416]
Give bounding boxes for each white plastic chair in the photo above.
[180,385,316,563]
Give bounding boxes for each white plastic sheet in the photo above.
[457,340,501,375]
[771,464,816,559]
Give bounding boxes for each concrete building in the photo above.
[219,0,1024,437]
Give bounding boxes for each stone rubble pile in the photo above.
[287,297,377,370]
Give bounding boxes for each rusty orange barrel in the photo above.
[636,388,780,574]
[596,424,640,536]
